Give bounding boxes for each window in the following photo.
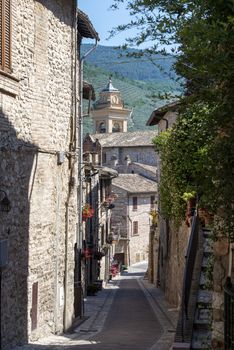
[102,152,106,164]
[151,195,155,209]
[133,221,138,235]
[112,122,121,133]
[99,122,106,133]
[0,0,11,72]
[132,196,137,211]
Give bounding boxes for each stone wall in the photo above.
[0,1,77,348]
[111,186,156,265]
[159,219,189,307]
[211,238,229,350]
[128,193,154,264]
[104,146,157,167]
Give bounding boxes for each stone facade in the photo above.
[112,174,157,265]
[159,220,189,306]
[84,79,158,268]
[103,145,157,167]
[211,237,230,349]
[0,1,78,348]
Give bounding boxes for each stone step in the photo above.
[197,290,212,305]
[202,229,212,239]
[192,330,212,349]
[199,271,213,290]
[171,342,191,349]
[193,307,212,331]
[201,256,209,270]
[199,271,206,288]
[203,239,213,256]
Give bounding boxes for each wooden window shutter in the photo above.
[31,282,38,331]
[133,221,138,235]
[133,196,138,211]
[0,0,11,72]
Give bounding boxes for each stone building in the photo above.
[84,78,158,267]
[81,154,118,291]
[111,174,157,265]
[0,2,98,349]
[148,102,234,349]
[146,101,184,300]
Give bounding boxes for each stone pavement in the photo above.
[13,262,179,350]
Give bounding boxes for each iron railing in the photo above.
[224,277,234,350]
[181,211,199,341]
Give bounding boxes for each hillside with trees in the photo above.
[82,44,181,134]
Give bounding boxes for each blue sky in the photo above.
[78,0,134,47]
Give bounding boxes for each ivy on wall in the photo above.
[153,102,234,240]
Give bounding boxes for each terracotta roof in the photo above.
[90,131,157,147]
[78,10,100,40]
[112,174,157,194]
[146,100,181,126]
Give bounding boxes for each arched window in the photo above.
[99,122,106,133]
[112,122,121,133]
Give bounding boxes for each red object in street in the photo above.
[110,263,119,277]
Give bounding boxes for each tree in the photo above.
[110,0,234,239]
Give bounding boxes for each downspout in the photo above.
[63,0,78,331]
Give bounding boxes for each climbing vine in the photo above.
[153,102,234,240]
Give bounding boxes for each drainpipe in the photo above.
[77,39,98,315]
[63,1,78,331]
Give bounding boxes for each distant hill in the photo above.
[81,44,182,134]
[81,44,177,82]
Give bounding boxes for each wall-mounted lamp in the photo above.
[0,190,11,212]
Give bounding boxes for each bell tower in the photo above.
[91,77,131,134]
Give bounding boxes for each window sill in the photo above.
[0,70,19,97]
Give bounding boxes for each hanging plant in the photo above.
[81,247,93,259]
[149,209,158,226]
[82,204,94,222]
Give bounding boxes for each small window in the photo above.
[99,122,106,133]
[133,221,138,235]
[132,196,137,211]
[151,195,155,209]
[112,122,121,133]
[0,0,12,73]
[102,152,107,164]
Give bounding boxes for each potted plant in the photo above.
[149,209,158,226]
[81,247,93,259]
[182,191,196,227]
[82,204,94,222]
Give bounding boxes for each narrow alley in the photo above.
[21,263,177,350]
